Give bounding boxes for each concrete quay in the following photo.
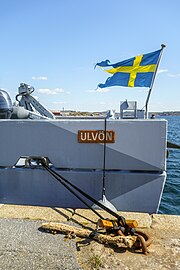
[0,204,179,270]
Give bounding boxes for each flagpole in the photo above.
[145,44,166,119]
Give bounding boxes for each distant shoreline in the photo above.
[151,111,180,116]
[52,110,180,117]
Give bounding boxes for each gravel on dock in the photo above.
[0,218,82,270]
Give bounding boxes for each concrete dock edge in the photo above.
[0,204,179,270]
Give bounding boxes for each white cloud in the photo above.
[167,73,180,78]
[157,69,168,74]
[86,88,110,93]
[96,88,110,93]
[54,88,65,93]
[138,89,148,93]
[32,76,48,80]
[38,88,64,95]
[86,89,96,93]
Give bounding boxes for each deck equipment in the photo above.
[27,156,152,254]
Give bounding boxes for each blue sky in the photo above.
[0,0,180,112]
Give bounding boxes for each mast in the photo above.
[145,44,166,119]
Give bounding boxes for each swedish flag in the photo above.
[96,49,161,88]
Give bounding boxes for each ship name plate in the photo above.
[78,130,115,143]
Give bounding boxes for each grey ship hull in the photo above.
[0,118,167,213]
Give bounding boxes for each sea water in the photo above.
[159,116,180,215]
